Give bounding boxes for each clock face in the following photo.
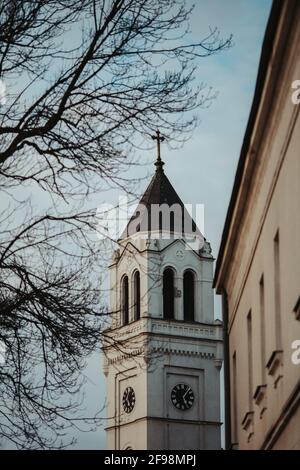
[122,386,136,413]
[171,383,194,411]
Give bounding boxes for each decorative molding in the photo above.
[253,384,267,418]
[151,320,217,340]
[107,344,216,366]
[241,411,254,430]
[107,347,145,367]
[105,415,222,431]
[151,346,215,359]
[104,317,221,343]
[114,321,146,338]
[293,295,300,321]
[266,350,283,388]
[175,249,185,260]
[214,358,223,370]
[113,237,205,267]
[200,241,213,258]
[241,410,254,443]
[175,288,182,298]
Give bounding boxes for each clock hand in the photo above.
[183,387,191,399]
[124,393,129,406]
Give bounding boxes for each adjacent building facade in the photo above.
[214,0,300,450]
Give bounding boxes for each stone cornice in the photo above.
[103,342,217,371]
[151,345,215,359]
[105,415,222,431]
[103,317,222,345]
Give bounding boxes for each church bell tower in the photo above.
[103,133,223,450]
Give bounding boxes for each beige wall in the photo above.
[215,2,300,450]
[229,100,300,450]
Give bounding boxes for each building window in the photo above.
[183,270,195,321]
[163,268,175,319]
[133,271,141,321]
[121,275,129,325]
[232,351,238,444]
[274,230,282,349]
[259,275,266,382]
[247,310,253,411]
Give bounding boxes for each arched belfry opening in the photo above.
[163,268,175,320]
[183,270,195,322]
[133,270,141,321]
[121,275,129,325]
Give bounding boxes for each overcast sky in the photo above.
[66,0,273,450]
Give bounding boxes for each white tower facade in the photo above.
[103,153,222,450]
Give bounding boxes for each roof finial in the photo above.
[151,129,165,171]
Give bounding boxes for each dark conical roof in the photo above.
[140,164,185,208]
[120,162,200,240]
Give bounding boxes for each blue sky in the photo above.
[68,0,273,449]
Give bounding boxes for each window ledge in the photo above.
[231,443,239,450]
[241,411,254,442]
[293,296,300,321]
[266,350,283,388]
[241,411,254,430]
[253,384,267,404]
[253,384,267,418]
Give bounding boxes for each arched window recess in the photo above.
[163,267,175,320]
[121,275,129,325]
[183,270,195,322]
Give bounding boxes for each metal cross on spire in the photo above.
[151,129,165,170]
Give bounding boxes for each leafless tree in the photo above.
[0,0,231,448]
